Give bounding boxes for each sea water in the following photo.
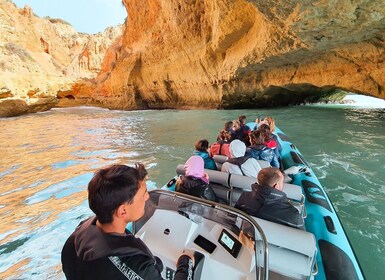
[0,105,384,279]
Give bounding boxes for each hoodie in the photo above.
[192,150,216,170]
[221,140,262,178]
[61,217,193,280]
[235,183,304,228]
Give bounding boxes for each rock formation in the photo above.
[1,0,385,116]
[0,0,122,117]
[88,0,385,110]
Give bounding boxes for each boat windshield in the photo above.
[133,190,268,280]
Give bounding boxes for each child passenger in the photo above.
[176,156,217,202]
[193,139,216,170]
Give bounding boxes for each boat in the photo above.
[130,122,364,280]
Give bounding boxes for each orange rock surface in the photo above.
[91,0,385,110]
[1,0,385,116]
[0,0,122,116]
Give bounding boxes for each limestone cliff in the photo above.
[0,0,122,117]
[2,0,385,116]
[88,0,385,110]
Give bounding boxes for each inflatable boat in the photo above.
[131,123,364,280]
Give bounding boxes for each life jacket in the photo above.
[210,141,231,158]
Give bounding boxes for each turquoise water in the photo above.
[0,106,384,279]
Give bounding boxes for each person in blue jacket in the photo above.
[246,130,279,168]
[193,139,216,170]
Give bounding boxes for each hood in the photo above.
[230,140,246,158]
[73,217,153,261]
[193,150,209,159]
[184,155,209,183]
[251,183,287,204]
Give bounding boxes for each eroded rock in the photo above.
[89,0,385,109]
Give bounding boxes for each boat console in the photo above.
[133,190,317,280]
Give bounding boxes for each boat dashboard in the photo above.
[136,209,257,280]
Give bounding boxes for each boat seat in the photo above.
[229,173,304,203]
[176,164,229,187]
[176,165,304,208]
[253,217,317,279]
[213,155,271,170]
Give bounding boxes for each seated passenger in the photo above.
[258,123,281,169]
[263,116,282,152]
[253,115,263,130]
[61,164,194,280]
[217,121,233,141]
[235,167,304,228]
[210,129,232,158]
[193,139,216,170]
[176,156,218,202]
[229,120,240,140]
[221,140,262,178]
[238,115,251,145]
[257,124,277,149]
[246,130,279,168]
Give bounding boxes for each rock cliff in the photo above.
[88,0,385,110]
[2,0,385,116]
[0,0,122,117]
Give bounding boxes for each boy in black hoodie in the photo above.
[61,164,194,280]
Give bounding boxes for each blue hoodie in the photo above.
[192,150,217,170]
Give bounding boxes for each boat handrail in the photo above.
[142,189,269,280]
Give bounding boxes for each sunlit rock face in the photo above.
[0,0,122,117]
[2,0,385,115]
[90,0,385,110]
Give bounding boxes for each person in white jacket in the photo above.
[221,140,262,178]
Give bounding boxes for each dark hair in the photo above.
[238,115,246,124]
[224,121,233,131]
[258,167,281,187]
[218,129,231,141]
[257,124,272,142]
[88,164,147,224]
[195,139,209,152]
[249,130,265,145]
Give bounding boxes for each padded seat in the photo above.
[176,164,304,208]
[253,217,317,279]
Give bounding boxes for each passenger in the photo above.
[235,167,304,228]
[231,120,244,142]
[210,129,232,158]
[263,116,282,151]
[61,164,194,280]
[238,115,251,145]
[217,121,233,141]
[257,124,277,149]
[176,156,218,202]
[221,140,262,178]
[258,123,282,169]
[253,116,268,130]
[193,139,216,170]
[246,130,279,168]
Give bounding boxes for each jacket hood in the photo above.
[184,155,209,183]
[193,150,210,159]
[73,217,153,261]
[230,140,246,158]
[251,183,287,204]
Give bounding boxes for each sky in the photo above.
[12,0,127,34]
